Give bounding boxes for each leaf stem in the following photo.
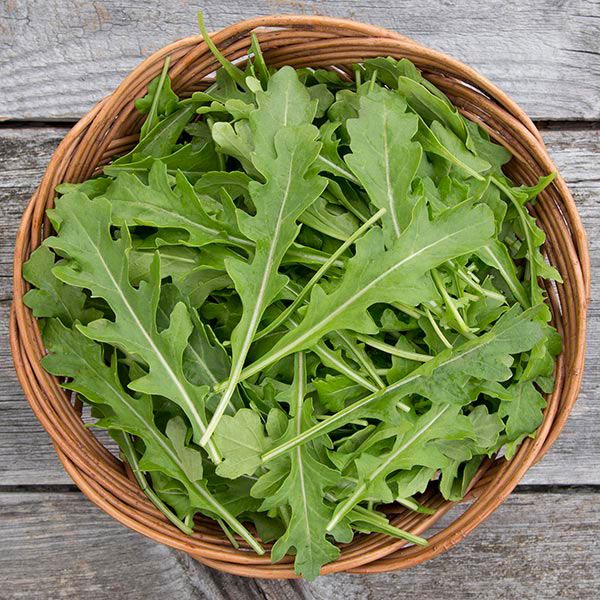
[392,301,424,320]
[143,56,172,138]
[262,379,413,465]
[431,269,474,338]
[117,432,194,535]
[198,12,248,89]
[354,333,432,362]
[334,331,386,389]
[350,505,428,545]
[424,306,453,349]
[451,261,505,303]
[491,176,536,302]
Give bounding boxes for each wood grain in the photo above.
[1,0,599,121]
[1,490,598,598]
[1,125,597,486]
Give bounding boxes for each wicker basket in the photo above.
[10,15,590,578]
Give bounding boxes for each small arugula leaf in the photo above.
[104,141,220,183]
[214,408,271,478]
[136,58,180,138]
[416,119,491,180]
[103,161,246,249]
[499,380,547,457]
[23,246,101,326]
[396,75,468,143]
[345,87,422,243]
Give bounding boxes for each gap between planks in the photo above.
[2,119,599,131]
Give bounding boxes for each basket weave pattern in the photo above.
[10,16,589,578]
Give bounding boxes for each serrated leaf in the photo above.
[242,200,495,376]
[23,246,101,325]
[214,409,271,478]
[45,192,214,452]
[255,354,340,580]
[40,320,258,542]
[345,87,422,243]
[204,67,327,442]
[102,161,246,249]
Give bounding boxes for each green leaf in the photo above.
[254,354,341,580]
[214,409,271,478]
[417,119,491,180]
[499,380,547,448]
[314,375,365,412]
[40,319,262,553]
[203,67,326,444]
[299,196,360,241]
[102,161,246,250]
[23,246,100,325]
[45,192,215,456]
[396,75,468,143]
[135,58,180,138]
[239,200,495,379]
[116,101,203,164]
[104,141,220,183]
[345,87,422,243]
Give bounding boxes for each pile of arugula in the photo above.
[23,21,561,579]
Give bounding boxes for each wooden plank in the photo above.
[0,126,599,485]
[0,127,67,300]
[1,490,598,598]
[0,1,599,121]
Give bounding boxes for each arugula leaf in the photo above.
[45,192,219,460]
[23,246,100,326]
[345,87,421,242]
[202,67,326,445]
[40,319,263,554]
[327,403,475,528]
[254,354,341,579]
[235,200,495,382]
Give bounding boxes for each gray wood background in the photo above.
[1,1,598,598]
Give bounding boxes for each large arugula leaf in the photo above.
[202,67,327,445]
[235,200,495,382]
[44,192,219,460]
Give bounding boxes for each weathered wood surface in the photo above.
[1,490,599,598]
[1,126,597,486]
[1,2,599,591]
[1,0,599,121]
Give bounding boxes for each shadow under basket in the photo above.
[10,15,590,578]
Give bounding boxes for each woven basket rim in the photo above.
[10,14,590,579]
